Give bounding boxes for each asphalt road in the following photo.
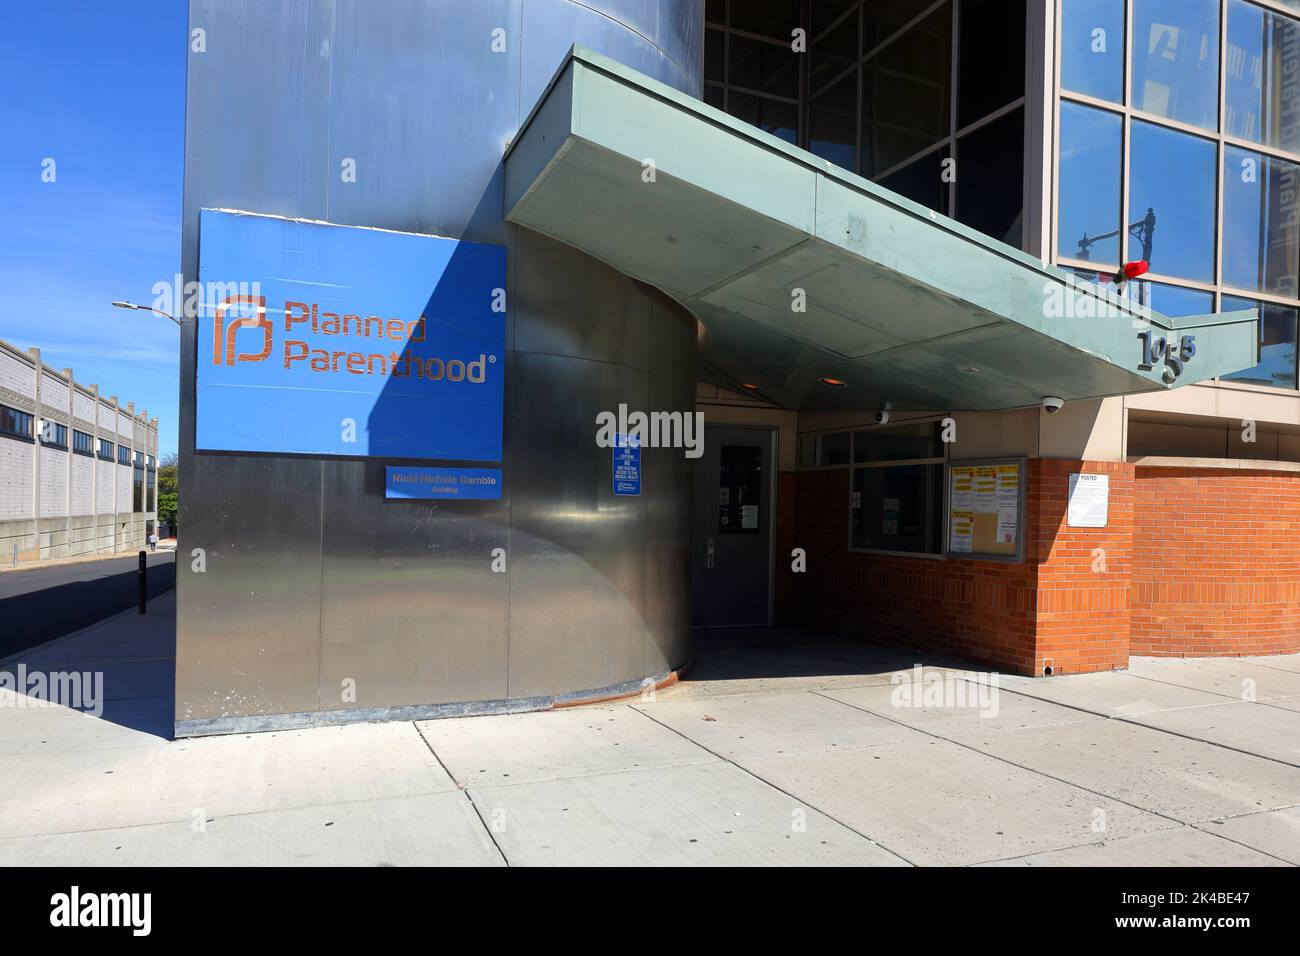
[0,551,175,659]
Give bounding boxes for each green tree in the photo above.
[158,453,178,533]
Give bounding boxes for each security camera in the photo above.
[1041,396,1065,414]
[875,401,891,426]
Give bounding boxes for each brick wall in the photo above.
[1131,466,1300,657]
[790,459,1135,676]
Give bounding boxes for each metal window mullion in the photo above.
[1050,0,1065,265]
[1122,0,1133,264]
[950,0,960,216]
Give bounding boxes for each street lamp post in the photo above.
[111,300,181,326]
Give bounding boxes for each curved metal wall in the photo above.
[177,0,702,731]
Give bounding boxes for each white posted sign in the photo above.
[1067,473,1109,528]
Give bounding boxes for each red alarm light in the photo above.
[1122,260,1149,280]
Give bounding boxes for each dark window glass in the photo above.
[1222,295,1298,388]
[704,83,724,109]
[1058,101,1123,265]
[863,0,941,51]
[955,107,1024,248]
[704,27,724,84]
[73,430,94,455]
[1129,120,1216,281]
[820,431,851,465]
[1131,0,1220,131]
[728,34,799,98]
[1061,0,1125,102]
[861,4,951,177]
[98,439,113,461]
[730,93,799,144]
[810,3,858,96]
[729,0,800,41]
[133,466,144,512]
[854,421,942,463]
[1223,145,1300,297]
[850,463,944,553]
[0,405,34,440]
[718,443,762,534]
[878,146,950,214]
[706,0,724,25]
[118,445,131,465]
[809,69,858,171]
[1226,0,1300,153]
[958,0,1025,127]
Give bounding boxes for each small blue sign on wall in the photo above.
[613,433,641,496]
[196,209,506,461]
[385,466,502,500]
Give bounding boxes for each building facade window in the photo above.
[117,445,131,465]
[1056,0,1300,392]
[72,429,94,456]
[0,404,34,440]
[800,419,948,556]
[705,0,1028,248]
[39,420,68,448]
[98,438,114,461]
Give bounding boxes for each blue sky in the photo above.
[0,2,186,457]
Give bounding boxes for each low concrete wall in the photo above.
[0,511,153,565]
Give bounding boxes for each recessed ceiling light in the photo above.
[820,376,847,387]
[964,367,979,373]
[740,382,759,390]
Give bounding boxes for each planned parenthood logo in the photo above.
[0,664,103,716]
[890,665,1000,719]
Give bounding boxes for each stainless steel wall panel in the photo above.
[179,0,703,733]
[325,0,521,244]
[512,225,655,370]
[316,459,510,711]
[175,455,324,720]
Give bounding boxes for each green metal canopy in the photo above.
[504,46,1259,411]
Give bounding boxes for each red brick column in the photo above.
[1030,459,1133,675]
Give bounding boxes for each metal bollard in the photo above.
[138,550,147,614]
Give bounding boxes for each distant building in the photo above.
[0,338,159,563]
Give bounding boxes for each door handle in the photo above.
[707,537,715,569]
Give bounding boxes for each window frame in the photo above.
[0,404,35,442]
[1052,0,1300,393]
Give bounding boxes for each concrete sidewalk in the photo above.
[1,600,1299,866]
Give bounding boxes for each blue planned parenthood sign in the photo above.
[195,209,506,461]
[385,466,502,500]
[613,433,641,496]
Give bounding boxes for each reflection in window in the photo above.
[1127,280,1214,318]
[958,0,1025,127]
[850,463,944,554]
[810,1,858,97]
[854,421,942,463]
[862,0,940,51]
[1223,145,1300,298]
[728,34,799,98]
[810,70,858,171]
[1129,121,1216,282]
[819,431,851,465]
[729,0,800,41]
[1061,0,1125,103]
[1131,0,1220,131]
[1059,101,1123,265]
[861,4,952,177]
[1221,295,1299,389]
[718,443,763,534]
[879,147,950,215]
[955,108,1024,248]
[1226,0,1300,155]
[730,93,799,144]
[705,27,723,84]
